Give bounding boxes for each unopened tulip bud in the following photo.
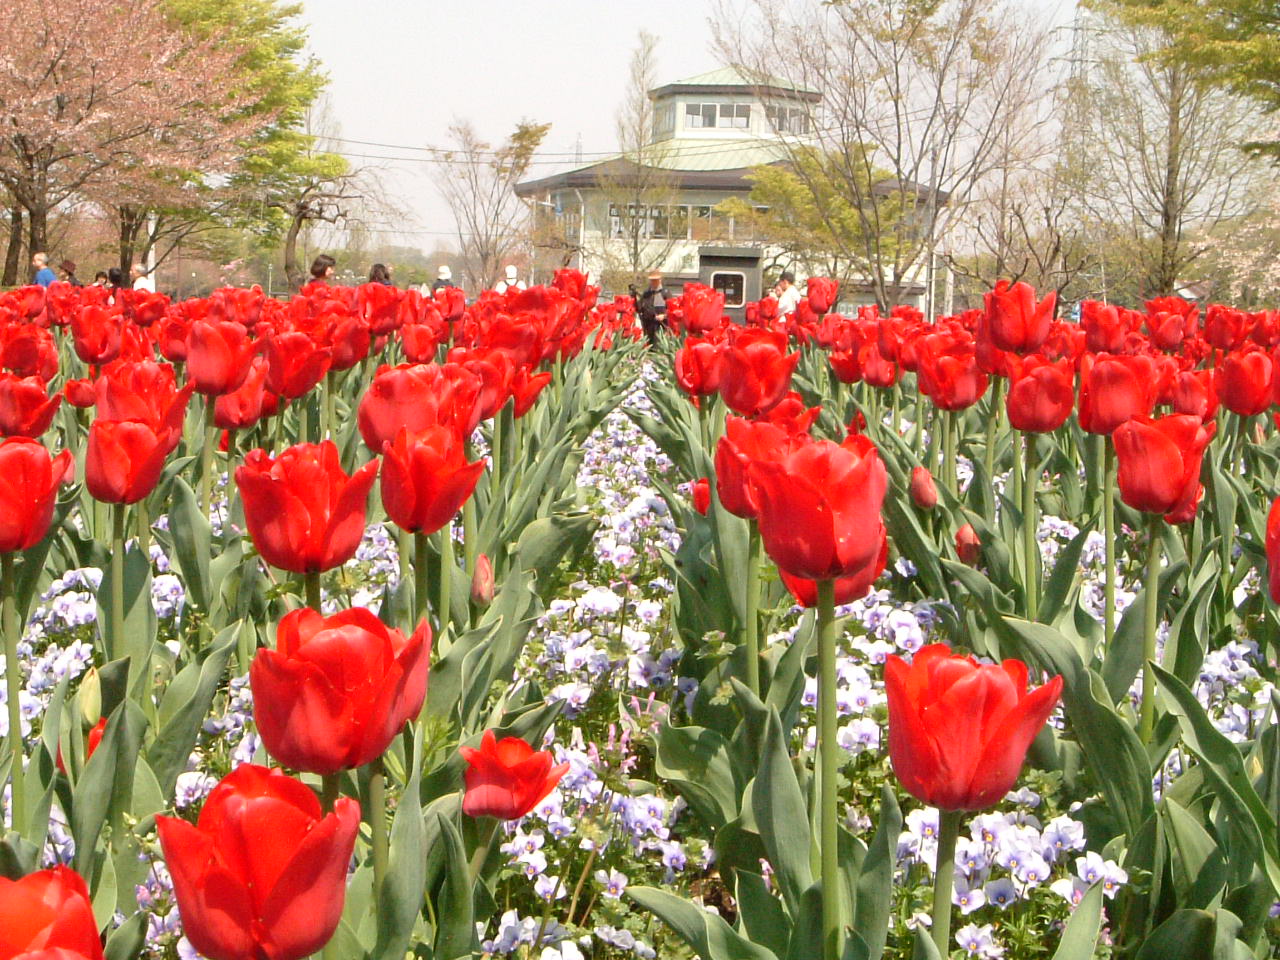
[471,553,494,607]
[79,668,101,730]
[692,477,711,516]
[956,523,981,566]
[909,467,937,511]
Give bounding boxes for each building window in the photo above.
[767,104,810,134]
[685,103,718,128]
[652,102,676,141]
[718,104,751,129]
[711,271,746,308]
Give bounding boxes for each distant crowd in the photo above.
[29,251,155,295]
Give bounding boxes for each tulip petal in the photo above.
[157,815,257,960]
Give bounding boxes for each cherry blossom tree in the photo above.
[0,0,258,262]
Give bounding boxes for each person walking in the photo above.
[495,265,526,294]
[30,252,55,287]
[635,270,668,345]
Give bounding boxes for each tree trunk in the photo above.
[118,205,145,275]
[26,205,47,265]
[283,212,305,289]
[3,207,23,287]
[1156,66,1186,297]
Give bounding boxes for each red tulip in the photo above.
[157,764,359,960]
[1113,415,1215,524]
[780,529,886,607]
[0,866,103,960]
[1,325,58,382]
[156,316,190,363]
[885,644,1062,810]
[186,319,257,395]
[235,441,380,573]
[674,339,723,399]
[680,283,724,335]
[719,329,800,417]
[917,339,987,411]
[1171,369,1217,422]
[357,363,482,454]
[1145,297,1198,352]
[1077,354,1157,435]
[691,477,710,516]
[510,366,551,418]
[983,280,1054,354]
[0,375,61,438]
[749,434,887,582]
[955,523,981,565]
[94,363,191,433]
[251,608,431,774]
[1267,496,1280,604]
[265,331,332,401]
[55,717,106,777]
[0,439,73,553]
[459,730,570,820]
[1203,303,1249,351]
[1005,355,1075,433]
[69,305,122,366]
[471,553,494,606]
[807,277,838,315]
[380,426,485,536]
[1080,300,1135,354]
[1216,347,1273,418]
[909,466,937,511]
[214,356,273,431]
[85,414,185,505]
[714,417,808,520]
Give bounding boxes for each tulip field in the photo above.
[0,273,1277,960]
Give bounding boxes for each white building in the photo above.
[517,66,939,317]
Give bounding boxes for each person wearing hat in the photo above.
[494,264,526,295]
[59,260,82,286]
[431,265,455,292]
[634,270,668,345]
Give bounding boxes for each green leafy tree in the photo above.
[718,146,905,289]
[1094,0,1280,155]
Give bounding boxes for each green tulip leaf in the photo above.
[853,785,901,960]
[1049,880,1104,959]
[655,721,739,830]
[629,884,779,960]
[167,477,212,613]
[735,870,791,957]
[1135,909,1217,960]
[431,812,475,960]
[752,705,813,919]
[103,910,146,960]
[372,731,426,960]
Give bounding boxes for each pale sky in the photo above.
[298,0,725,254]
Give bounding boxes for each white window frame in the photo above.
[711,270,747,308]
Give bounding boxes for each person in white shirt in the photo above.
[772,270,802,315]
[494,264,526,294]
[131,263,155,293]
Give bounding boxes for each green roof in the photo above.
[665,65,817,94]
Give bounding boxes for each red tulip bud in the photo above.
[909,467,937,511]
[691,477,710,516]
[956,523,981,565]
[471,553,494,606]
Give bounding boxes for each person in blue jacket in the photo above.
[31,252,55,287]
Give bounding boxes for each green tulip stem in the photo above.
[199,396,216,519]
[3,551,24,831]
[438,526,454,636]
[369,757,388,901]
[1103,443,1116,647]
[1139,516,1162,743]
[136,497,150,561]
[468,814,499,885]
[984,377,1003,489]
[320,773,340,814]
[816,577,841,960]
[744,521,762,700]
[1023,433,1038,621]
[323,371,336,442]
[110,503,126,662]
[490,404,504,499]
[931,808,963,957]
[406,531,426,630]
[913,386,926,458]
[304,570,322,612]
[463,443,477,582]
